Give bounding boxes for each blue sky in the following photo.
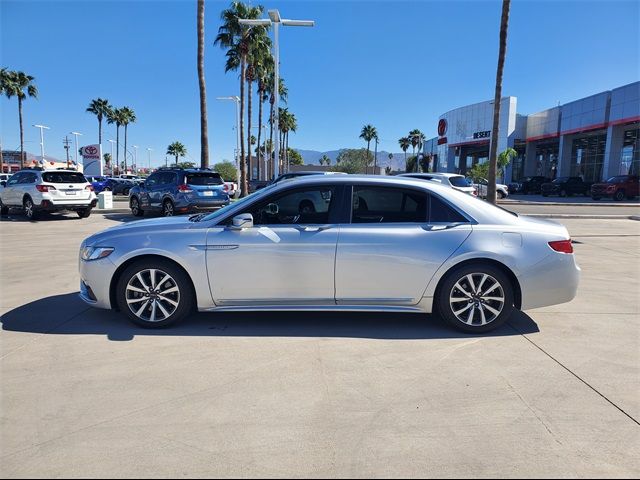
[1,0,638,167]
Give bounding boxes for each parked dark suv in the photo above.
[541,176,591,197]
[129,168,230,217]
[520,176,551,194]
[591,175,640,201]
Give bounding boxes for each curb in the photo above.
[95,208,131,214]
[501,201,639,207]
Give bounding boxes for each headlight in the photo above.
[80,246,114,261]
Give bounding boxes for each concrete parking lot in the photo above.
[1,212,639,478]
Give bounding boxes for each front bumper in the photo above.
[78,255,117,309]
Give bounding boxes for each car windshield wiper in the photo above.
[188,213,208,222]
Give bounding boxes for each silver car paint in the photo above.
[79,175,580,314]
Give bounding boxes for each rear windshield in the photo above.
[186,173,223,185]
[42,172,87,184]
[449,176,470,188]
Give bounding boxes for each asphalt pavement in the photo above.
[1,213,639,478]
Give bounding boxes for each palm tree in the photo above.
[398,137,411,170]
[2,70,37,168]
[373,134,379,173]
[167,141,187,164]
[120,107,136,173]
[255,50,274,181]
[359,124,377,174]
[215,1,266,196]
[319,154,331,166]
[267,75,287,179]
[0,68,7,173]
[487,0,512,205]
[86,98,111,147]
[279,108,297,172]
[106,107,125,168]
[197,0,209,168]
[409,129,425,172]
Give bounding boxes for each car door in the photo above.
[150,172,175,207]
[205,184,343,306]
[335,185,472,306]
[138,173,159,209]
[2,172,22,205]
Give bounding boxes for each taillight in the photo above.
[472,189,478,196]
[178,184,193,193]
[548,239,573,254]
[85,185,94,191]
[36,184,56,192]
[223,183,229,192]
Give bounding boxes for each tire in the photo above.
[614,190,625,201]
[23,197,38,220]
[591,196,601,201]
[0,198,8,216]
[123,188,130,196]
[559,189,567,197]
[436,263,515,334]
[104,187,111,192]
[497,191,506,199]
[130,197,144,217]
[116,258,195,328]
[77,208,92,218]
[162,199,175,217]
[542,193,548,197]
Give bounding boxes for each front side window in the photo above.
[145,173,159,187]
[244,186,336,225]
[21,173,37,184]
[351,186,427,223]
[6,173,22,186]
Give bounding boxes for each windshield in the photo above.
[606,176,628,183]
[449,176,470,188]
[186,173,223,185]
[42,172,87,183]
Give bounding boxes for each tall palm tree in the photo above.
[255,50,274,180]
[106,107,125,168]
[319,154,331,166]
[398,136,411,170]
[409,129,425,172]
[197,0,209,168]
[120,107,136,173]
[215,1,266,196]
[2,70,37,168]
[0,68,7,173]
[267,75,287,179]
[167,141,187,164]
[359,124,377,174]
[245,30,271,182]
[86,98,111,147]
[488,0,512,205]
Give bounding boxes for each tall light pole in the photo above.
[133,145,138,172]
[216,96,241,182]
[70,131,82,167]
[108,139,116,174]
[239,10,314,179]
[147,148,152,172]
[33,124,50,165]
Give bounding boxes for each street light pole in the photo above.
[147,148,152,172]
[71,131,82,167]
[108,139,116,174]
[216,96,241,183]
[239,10,314,180]
[133,145,138,172]
[33,124,50,165]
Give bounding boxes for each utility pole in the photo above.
[63,136,72,169]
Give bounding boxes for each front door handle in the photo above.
[300,225,332,232]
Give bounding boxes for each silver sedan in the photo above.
[79,175,580,333]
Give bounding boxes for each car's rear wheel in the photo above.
[130,197,144,217]
[437,263,514,333]
[116,259,194,328]
[614,189,625,201]
[560,189,567,197]
[23,197,37,220]
[497,191,506,199]
[163,199,175,217]
[77,208,92,218]
[0,198,8,216]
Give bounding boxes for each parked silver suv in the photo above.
[0,168,97,220]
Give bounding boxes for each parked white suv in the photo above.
[400,173,477,196]
[0,169,97,220]
[0,173,12,187]
[468,177,509,199]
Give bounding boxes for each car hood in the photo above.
[84,215,196,245]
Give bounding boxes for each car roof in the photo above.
[400,172,464,178]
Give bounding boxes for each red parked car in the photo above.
[591,175,639,201]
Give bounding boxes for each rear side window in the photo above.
[42,172,87,183]
[351,186,427,223]
[186,173,223,185]
[429,194,468,223]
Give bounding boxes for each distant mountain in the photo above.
[295,148,409,171]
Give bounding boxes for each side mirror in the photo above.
[230,213,253,230]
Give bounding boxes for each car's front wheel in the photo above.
[116,259,194,328]
[614,189,625,201]
[0,198,8,216]
[23,197,38,220]
[77,208,92,218]
[437,263,515,333]
[497,191,506,199]
[162,200,175,217]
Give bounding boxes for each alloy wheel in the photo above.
[24,199,34,219]
[163,201,174,216]
[449,273,505,326]
[131,198,139,215]
[125,268,180,323]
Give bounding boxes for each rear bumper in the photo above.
[177,199,230,212]
[518,252,580,310]
[38,199,97,211]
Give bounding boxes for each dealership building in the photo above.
[423,81,639,183]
